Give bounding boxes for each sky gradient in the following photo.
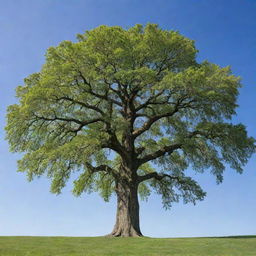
[0,0,255,237]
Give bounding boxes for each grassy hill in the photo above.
[0,236,255,256]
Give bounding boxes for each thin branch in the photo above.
[133,98,195,138]
[135,90,165,112]
[55,96,105,116]
[33,113,103,127]
[77,71,123,107]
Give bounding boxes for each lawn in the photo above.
[0,236,255,256]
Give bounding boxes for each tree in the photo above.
[6,24,255,237]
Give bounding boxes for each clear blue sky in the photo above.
[0,0,255,237]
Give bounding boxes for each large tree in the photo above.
[6,24,255,237]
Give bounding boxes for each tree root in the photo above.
[106,227,143,237]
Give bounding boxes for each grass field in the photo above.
[0,236,255,256]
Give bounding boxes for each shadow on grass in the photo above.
[214,235,256,239]
[183,235,256,240]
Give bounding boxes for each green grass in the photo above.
[0,236,255,256]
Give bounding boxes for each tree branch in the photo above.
[33,113,103,127]
[137,128,219,166]
[133,98,195,138]
[138,172,183,183]
[135,90,165,112]
[55,96,105,116]
[85,162,119,179]
[77,71,123,107]
[133,110,178,138]
[138,143,182,166]
[33,112,125,158]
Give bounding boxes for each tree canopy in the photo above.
[6,24,255,236]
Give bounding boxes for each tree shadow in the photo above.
[214,235,256,239]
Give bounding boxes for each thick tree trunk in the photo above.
[108,181,143,237]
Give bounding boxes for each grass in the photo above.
[0,235,255,256]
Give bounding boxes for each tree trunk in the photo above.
[108,181,143,237]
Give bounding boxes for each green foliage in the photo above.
[6,24,255,208]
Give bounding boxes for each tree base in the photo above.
[106,226,143,237]
[106,231,143,237]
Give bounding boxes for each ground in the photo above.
[0,236,255,256]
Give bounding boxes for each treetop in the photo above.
[6,24,255,208]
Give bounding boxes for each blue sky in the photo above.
[0,0,255,237]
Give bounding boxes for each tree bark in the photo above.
[108,181,143,237]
